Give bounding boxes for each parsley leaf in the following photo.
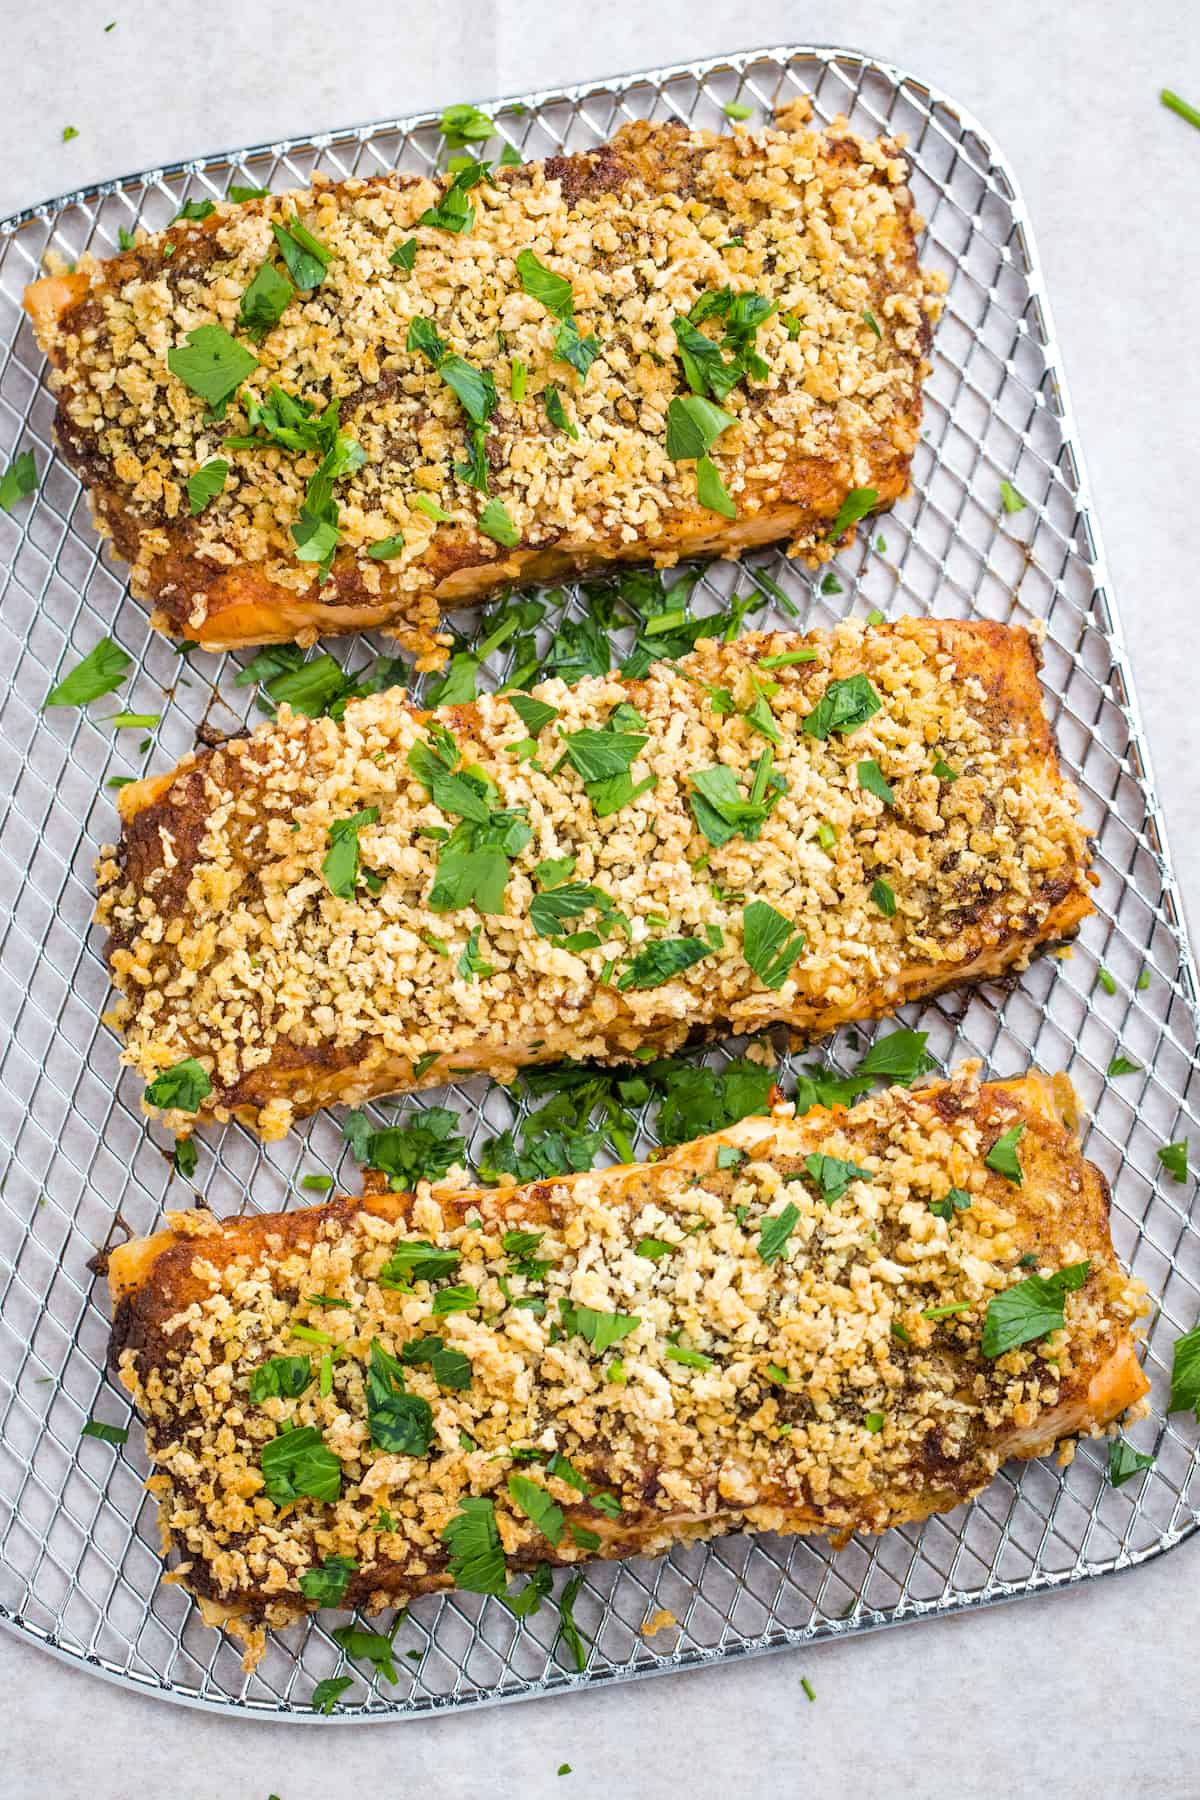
[1108,1439,1155,1488]
[1107,1055,1142,1078]
[398,1334,472,1389]
[637,1236,675,1261]
[852,1028,935,1087]
[344,1107,467,1193]
[757,1203,800,1264]
[857,758,894,805]
[441,102,494,148]
[237,258,293,341]
[505,1563,554,1619]
[43,636,132,709]
[742,899,805,990]
[1158,1140,1190,1183]
[365,1339,433,1454]
[260,1424,343,1505]
[228,183,271,203]
[479,499,518,546]
[985,1123,1025,1185]
[332,1620,402,1683]
[508,1473,564,1546]
[802,674,882,739]
[166,324,257,413]
[688,761,779,847]
[1000,479,1026,514]
[800,1153,873,1204]
[368,533,406,561]
[186,458,228,516]
[695,454,736,518]
[559,1300,640,1354]
[311,1675,354,1713]
[456,924,494,982]
[272,214,331,289]
[442,1495,507,1594]
[510,692,558,736]
[144,1057,212,1112]
[407,316,497,429]
[870,877,896,917]
[0,449,38,513]
[827,487,878,541]
[1169,1321,1200,1418]
[553,319,602,382]
[417,158,491,234]
[929,1187,972,1222]
[665,394,736,461]
[322,806,379,899]
[544,384,579,439]
[81,1420,127,1445]
[516,248,575,319]
[617,937,710,991]
[248,1354,312,1402]
[666,1343,713,1369]
[300,1554,357,1607]
[981,1261,1091,1357]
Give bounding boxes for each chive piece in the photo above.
[302,1173,334,1191]
[1095,967,1117,995]
[1162,89,1200,131]
[801,1676,816,1703]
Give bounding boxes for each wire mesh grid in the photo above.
[0,42,1197,1722]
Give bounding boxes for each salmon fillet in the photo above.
[24,107,942,661]
[97,618,1093,1140]
[106,1068,1148,1668]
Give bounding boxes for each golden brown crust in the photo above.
[96,618,1092,1140]
[108,1069,1147,1662]
[25,116,941,656]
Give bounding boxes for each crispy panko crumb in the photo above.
[109,1069,1146,1660]
[97,619,1090,1138]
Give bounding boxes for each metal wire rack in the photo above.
[0,43,1197,1723]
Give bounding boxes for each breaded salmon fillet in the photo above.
[106,1068,1148,1668]
[96,618,1092,1140]
[24,107,942,661]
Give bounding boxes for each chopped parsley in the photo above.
[665,1343,714,1370]
[688,757,785,847]
[144,1057,212,1113]
[516,248,575,319]
[827,487,878,541]
[980,1262,1091,1357]
[857,758,894,805]
[723,99,753,119]
[929,1187,971,1222]
[311,1676,353,1713]
[43,636,132,709]
[558,1300,640,1354]
[479,499,519,546]
[0,449,38,513]
[664,394,738,519]
[173,1137,197,1181]
[870,877,896,917]
[1107,1054,1142,1078]
[544,384,579,439]
[1107,1439,1155,1488]
[332,1619,402,1683]
[741,899,805,990]
[365,1340,433,1455]
[798,1153,873,1205]
[398,1334,472,1389]
[508,1473,564,1546]
[232,257,290,343]
[440,102,494,148]
[984,1123,1025,1185]
[802,674,882,739]
[555,1572,591,1671]
[186,458,228,516]
[248,1354,312,1403]
[166,323,257,414]
[1169,1320,1200,1418]
[299,1554,357,1607]
[999,479,1026,514]
[1158,1140,1190,1183]
[616,937,710,991]
[757,1202,800,1264]
[260,1424,342,1505]
[442,1495,507,1594]
[343,1106,467,1192]
[321,806,379,899]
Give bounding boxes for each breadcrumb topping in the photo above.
[110,1068,1146,1656]
[97,619,1091,1138]
[32,114,942,648]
